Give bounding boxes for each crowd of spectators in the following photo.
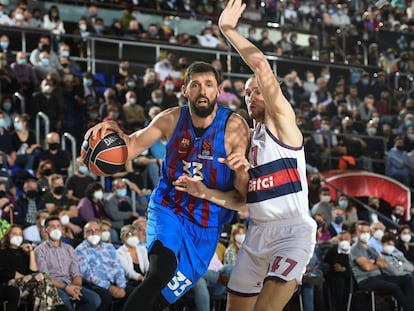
[1,0,414,310]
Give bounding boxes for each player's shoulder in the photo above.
[227,111,249,130]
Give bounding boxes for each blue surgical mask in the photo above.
[41,58,50,66]
[0,41,8,49]
[78,166,88,174]
[60,51,70,57]
[0,118,5,128]
[405,120,413,128]
[338,200,348,209]
[127,81,136,89]
[3,101,11,111]
[83,79,93,87]
[17,59,26,65]
[14,122,23,131]
[153,98,162,104]
[116,189,127,197]
[165,85,174,92]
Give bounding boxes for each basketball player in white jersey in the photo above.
[173,1,317,310]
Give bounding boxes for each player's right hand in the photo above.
[83,120,122,141]
[218,152,250,173]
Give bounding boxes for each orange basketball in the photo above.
[81,129,128,176]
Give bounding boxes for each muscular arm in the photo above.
[219,0,302,147]
[84,107,179,161]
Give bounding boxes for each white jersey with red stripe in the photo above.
[247,122,309,223]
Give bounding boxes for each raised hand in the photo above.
[218,0,246,31]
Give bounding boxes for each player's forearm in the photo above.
[221,26,265,73]
[203,187,247,212]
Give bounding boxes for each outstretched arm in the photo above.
[219,0,302,147]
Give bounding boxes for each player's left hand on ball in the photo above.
[173,175,206,199]
[218,153,250,172]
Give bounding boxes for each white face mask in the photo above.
[383,245,395,255]
[49,229,62,241]
[126,236,139,247]
[373,229,384,241]
[93,190,103,201]
[359,232,371,244]
[101,231,111,242]
[401,234,412,243]
[10,235,23,247]
[235,233,245,244]
[321,195,331,203]
[40,219,46,227]
[338,240,350,252]
[60,214,70,226]
[87,235,101,246]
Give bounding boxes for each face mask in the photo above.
[0,190,5,198]
[0,119,5,128]
[110,112,119,120]
[78,166,88,174]
[405,121,414,128]
[10,235,23,247]
[94,190,103,200]
[17,58,26,65]
[88,112,98,120]
[362,79,369,85]
[372,117,380,123]
[153,98,162,104]
[0,41,8,49]
[120,66,129,71]
[286,82,294,88]
[116,189,127,197]
[60,214,70,225]
[87,235,101,245]
[79,24,87,31]
[338,240,350,252]
[26,190,38,199]
[3,101,11,111]
[235,233,245,244]
[49,229,62,241]
[307,77,315,83]
[83,79,93,87]
[165,85,174,92]
[54,186,64,195]
[126,236,139,247]
[396,145,405,151]
[373,229,384,240]
[338,200,348,209]
[13,122,23,131]
[383,245,395,255]
[127,81,136,89]
[42,168,53,177]
[316,220,324,228]
[101,231,110,242]
[128,98,136,105]
[40,219,46,227]
[321,195,331,203]
[42,85,53,94]
[408,134,414,141]
[321,125,330,132]
[49,143,60,151]
[323,74,330,81]
[60,51,70,57]
[173,71,181,79]
[334,215,344,224]
[367,128,376,136]
[359,232,370,243]
[41,58,50,66]
[401,234,411,243]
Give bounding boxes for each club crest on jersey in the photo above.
[178,137,191,153]
[198,141,213,160]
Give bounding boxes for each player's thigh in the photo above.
[254,278,297,311]
[226,292,257,311]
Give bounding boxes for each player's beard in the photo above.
[190,96,216,118]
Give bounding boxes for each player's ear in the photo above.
[181,85,189,98]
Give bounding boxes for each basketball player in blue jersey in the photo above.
[83,61,250,311]
[175,1,317,311]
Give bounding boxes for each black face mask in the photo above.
[223,87,232,92]
[0,190,5,198]
[53,186,64,195]
[43,168,53,177]
[49,143,60,151]
[396,145,405,151]
[26,190,38,199]
[41,44,50,51]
